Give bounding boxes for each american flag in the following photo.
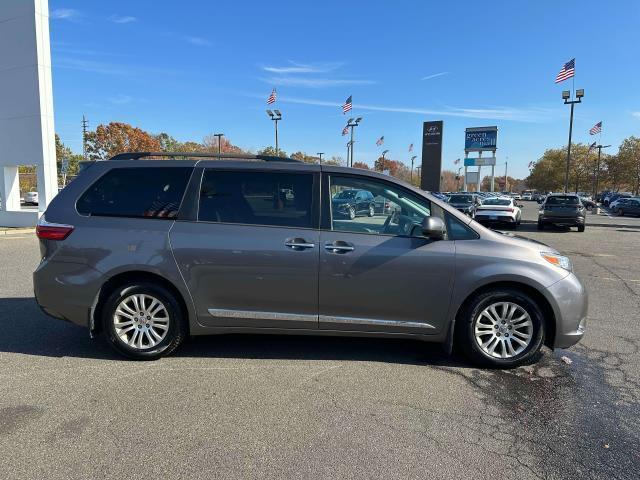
[555,58,575,84]
[342,95,352,114]
[588,141,597,152]
[454,158,460,165]
[376,136,384,146]
[589,121,602,135]
[408,143,413,152]
[342,125,349,136]
[267,88,277,105]
[528,161,534,168]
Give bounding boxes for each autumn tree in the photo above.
[352,162,369,170]
[527,144,593,193]
[617,136,640,194]
[257,146,288,158]
[290,151,320,164]
[85,122,160,160]
[203,134,244,154]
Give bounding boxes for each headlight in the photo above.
[541,252,572,271]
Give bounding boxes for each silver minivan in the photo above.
[34,152,587,367]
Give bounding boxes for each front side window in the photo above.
[198,170,314,228]
[76,167,192,218]
[329,175,441,237]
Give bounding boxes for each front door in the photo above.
[319,173,455,334]
[170,167,320,329]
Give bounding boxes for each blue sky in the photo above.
[50,0,640,178]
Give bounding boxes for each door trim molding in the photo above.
[207,309,435,330]
[207,308,318,323]
[319,315,435,330]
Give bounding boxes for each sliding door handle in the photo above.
[324,241,355,253]
[284,238,316,250]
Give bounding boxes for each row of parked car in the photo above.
[600,191,640,216]
[443,191,588,232]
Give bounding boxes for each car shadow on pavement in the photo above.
[0,297,470,367]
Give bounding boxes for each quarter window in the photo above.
[198,170,314,228]
[76,167,192,218]
[328,175,440,237]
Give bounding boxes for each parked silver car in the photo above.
[34,152,587,367]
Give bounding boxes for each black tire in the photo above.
[578,225,585,232]
[456,289,545,368]
[368,204,375,217]
[348,206,356,220]
[102,282,186,360]
[537,221,544,230]
[618,209,624,217]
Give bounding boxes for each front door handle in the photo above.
[324,241,355,254]
[284,238,316,250]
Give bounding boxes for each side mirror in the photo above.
[421,216,446,240]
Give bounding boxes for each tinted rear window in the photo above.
[546,196,580,205]
[77,167,192,218]
[198,170,314,228]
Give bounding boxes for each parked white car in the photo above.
[24,191,39,205]
[474,196,522,229]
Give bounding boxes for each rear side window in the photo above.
[198,170,314,228]
[77,167,192,218]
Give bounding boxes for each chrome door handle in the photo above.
[284,239,316,250]
[324,242,355,253]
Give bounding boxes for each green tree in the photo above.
[617,136,640,194]
[257,146,288,158]
[55,134,81,176]
[527,144,593,193]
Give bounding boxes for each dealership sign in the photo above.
[465,126,498,152]
[464,157,496,167]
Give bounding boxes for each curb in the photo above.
[0,228,35,236]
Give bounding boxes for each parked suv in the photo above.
[331,188,376,219]
[538,194,586,232]
[34,152,587,367]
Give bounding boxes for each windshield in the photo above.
[482,198,511,206]
[334,190,358,199]
[546,196,580,205]
[449,195,473,203]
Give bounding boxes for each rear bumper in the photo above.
[547,273,588,349]
[475,215,516,223]
[539,215,585,226]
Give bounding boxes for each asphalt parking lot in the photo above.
[1,202,638,480]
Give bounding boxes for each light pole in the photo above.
[213,133,224,158]
[346,117,362,167]
[317,152,324,164]
[266,109,282,156]
[504,157,508,192]
[456,167,462,192]
[562,88,584,193]
[380,150,389,173]
[346,141,352,165]
[410,155,417,183]
[593,144,610,199]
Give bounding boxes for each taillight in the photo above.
[36,217,74,241]
[506,208,514,212]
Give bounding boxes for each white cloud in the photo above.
[262,62,342,74]
[632,112,640,119]
[50,8,80,20]
[261,76,375,88]
[252,94,553,122]
[421,72,449,81]
[108,94,133,105]
[185,36,212,47]
[109,15,138,24]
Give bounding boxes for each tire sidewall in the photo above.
[461,290,545,368]
[102,283,182,360]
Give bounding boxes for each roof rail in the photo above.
[108,151,301,163]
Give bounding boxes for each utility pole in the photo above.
[562,89,584,193]
[346,117,362,167]
[213,133,224,158]
[504,161,508,192]
[266,110,282,156]
[593,144,611,199]
[410,155,417,183]
[81,115,89,161]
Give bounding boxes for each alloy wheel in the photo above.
[113,294,170,350]
[474,301,533,359]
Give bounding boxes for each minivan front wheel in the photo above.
[102,282,185,360]
[457,289,545,367]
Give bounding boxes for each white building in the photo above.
[0,0,57,227]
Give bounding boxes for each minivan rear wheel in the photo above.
[102,282,186,360]
[457,289,545,367]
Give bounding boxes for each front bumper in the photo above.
[547,272,588,348]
